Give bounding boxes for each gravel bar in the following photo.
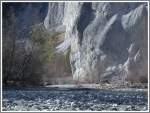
[2,86,148,111]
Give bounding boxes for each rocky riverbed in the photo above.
[2,85,148,111]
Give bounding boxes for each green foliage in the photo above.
[3,17,72,86]
[64,48,72,73]
[30,26,59,62]
[29,25,72,85]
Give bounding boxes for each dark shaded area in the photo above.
[77,3,95,45]
[2,3,72,86]
[3,2,48,22]
[3,2,48,39]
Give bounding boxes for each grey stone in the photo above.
[44,2,148,83]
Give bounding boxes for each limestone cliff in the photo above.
[44,2,148,83]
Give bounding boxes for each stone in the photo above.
[44,2,148,83]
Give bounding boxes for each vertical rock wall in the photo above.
[44,2,148,83]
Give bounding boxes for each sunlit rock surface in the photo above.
[44,2,148,83]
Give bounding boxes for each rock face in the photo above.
[44,2,148,83]
[3,3,48,39]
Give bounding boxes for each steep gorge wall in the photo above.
[44,2,148,83]
[3,3,48,39]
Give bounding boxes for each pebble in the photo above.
[2,88,148,111]
[112,107,118,111]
